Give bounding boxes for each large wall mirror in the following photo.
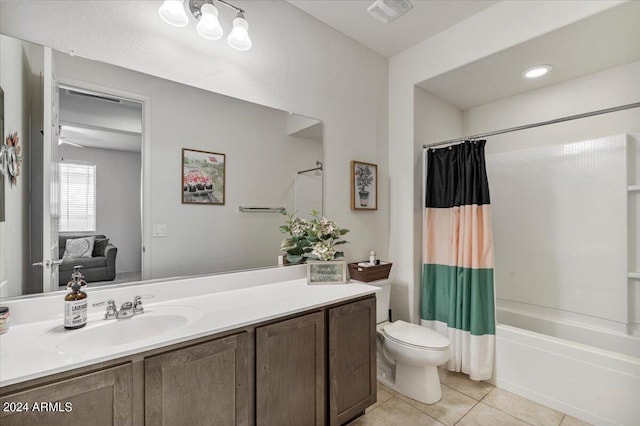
[0,33,323,298]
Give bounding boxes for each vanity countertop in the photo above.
[0,278,379,388]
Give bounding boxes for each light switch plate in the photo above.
[153,224,167,237]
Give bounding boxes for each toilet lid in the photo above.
[383,320,449,350]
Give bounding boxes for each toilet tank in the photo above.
[366,279,392,324]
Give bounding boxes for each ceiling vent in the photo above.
[367,0,413,24]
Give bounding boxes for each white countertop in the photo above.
[0,278,379,388]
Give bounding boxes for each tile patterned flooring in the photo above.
[349,367,592,426]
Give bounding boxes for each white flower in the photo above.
[313,217,341,239]
[290,217,308,237]
[311,240,337,261]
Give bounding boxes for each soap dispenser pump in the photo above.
[64,266,88,330]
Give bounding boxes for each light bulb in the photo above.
[158,0,189,27]
[197,3,223,40]
[227,15,252,51]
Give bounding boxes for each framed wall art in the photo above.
[351,160,377,210]
[182,148,225,205]
[307,260,347,284]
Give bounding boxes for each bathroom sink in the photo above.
[37,306,202,354]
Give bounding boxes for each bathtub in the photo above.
[493,306,640,426]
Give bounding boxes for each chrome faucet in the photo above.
[93,295,154,320]
[93,299,119,319]
[133,295,150,314]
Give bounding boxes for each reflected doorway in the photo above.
[32,85,144,289]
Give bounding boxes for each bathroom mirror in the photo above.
[0,33,323,298]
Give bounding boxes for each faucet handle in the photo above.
[93,299,118,319]
[133,294,155,314]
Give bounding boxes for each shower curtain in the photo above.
[421,140,495,381]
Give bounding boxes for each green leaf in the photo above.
[286,254,304,264]
[334,240,347,246]
[334,252,344,259]
[339,229,349,235]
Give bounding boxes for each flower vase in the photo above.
[359,191,369,207]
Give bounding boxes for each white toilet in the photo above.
[371,279,450,404]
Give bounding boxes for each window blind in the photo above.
[59,162,96,232]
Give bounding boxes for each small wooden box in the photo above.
[348,261,392,282]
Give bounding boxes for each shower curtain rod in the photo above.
[422,101,640,150]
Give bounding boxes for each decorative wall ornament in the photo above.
[4,132,22,187]
[351,160,378,210]
[182,148,225,204]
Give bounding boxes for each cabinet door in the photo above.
[329,297,377,425]
[145,332,250,426]
[256,311,325,426]
[0,363,133,426]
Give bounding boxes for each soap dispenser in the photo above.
[64,266,88,330]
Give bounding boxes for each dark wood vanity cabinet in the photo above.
[254,296,376,426]
[0,364,133,426]
[328,297,377,425]
[0,295,376,426]
[256,311,326,426]
[145,332,250,426]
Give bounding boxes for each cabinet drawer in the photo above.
[0,363,133,426]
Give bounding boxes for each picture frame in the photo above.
[351,160,377,210]
[307,260,347,284]
[182,148,225,205]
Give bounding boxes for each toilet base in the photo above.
[395,363,442,404]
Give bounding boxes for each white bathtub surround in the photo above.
[487,135,629,327]
[493,324,640,426]
[481,134,640,424]
[0,265,379,387]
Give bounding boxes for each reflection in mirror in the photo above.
[0,33,323,299]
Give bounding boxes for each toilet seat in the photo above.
[382,320,449,351]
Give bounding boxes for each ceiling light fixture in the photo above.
[158,0,252,50]
[522,65,553,79]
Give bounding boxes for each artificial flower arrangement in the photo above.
[183,170,213,192]
[280,210,349,264]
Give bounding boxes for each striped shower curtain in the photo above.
[420,141,495,381]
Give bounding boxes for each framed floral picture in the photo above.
[351,160,377,210]
[182,148,225,205]
[307,260,347,284]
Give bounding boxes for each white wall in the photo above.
[59,145,142,275]
[388,0,624,322]
[0,36,34,297]
[0,0,390,279]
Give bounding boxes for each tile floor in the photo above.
[349,367,592,426]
